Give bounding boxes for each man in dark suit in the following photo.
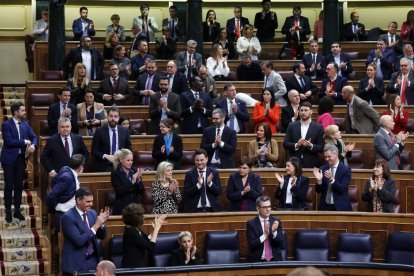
[319,62,348,105]
[236,53,264,81]
[226,6,250,42]
[148,76,182,134]
[216,83,250,133]
[342,11,367,41]
[133,60,160,105]
[130,23,149,52]
[131,40,155,79]
[254,0,278,42]
[72,7,95,41]
[366,38,395,80]
[176,40,203,80]
[246,195,284,262]
[45,154,85,232]
[379,21,404,56]
[61,188,109,275]
[47,87,78,136]
[286,62,318,104]
[91,106,131,172]
[180,76,212,134]
[155,26,177,59]
[313,144,353,211]
[281,90,300,133]
[64,36,103,80]
[281,6,311,43]
[162,5,186,42]
[166,60,188,95]
[302,40,326,80]
[96,63,130,106]
[325,42,354,80]
[387,58,414,105]
[284,102,324,168]
[0,102,37,223]
[200,108,237,169]
[183,149,222,212]
[41,117,88,178]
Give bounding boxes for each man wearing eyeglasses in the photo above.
[387,58,414,105]
[246,195,284,262]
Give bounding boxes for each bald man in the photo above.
[95,260,116,276]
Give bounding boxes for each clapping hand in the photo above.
[313,167,323,182]
[275,173,284,186]
[271,221,279,232]
[132,168,142,183]
[152,214,167,231]
[207,173,214,184]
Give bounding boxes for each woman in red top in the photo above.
[400,10,414,43]
[383,94,408,134]
[253,88,280,133]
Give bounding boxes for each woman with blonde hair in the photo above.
[169,231,201,266]
[111,149,145,215]
[323,125,354,166]
[67,62,91,105]
[236,24,261,60]
[206,43,230,81]
[151,161,182,214]
[104,31,120,59]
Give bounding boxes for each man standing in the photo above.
[96,63,130,106]
[131,40,155,79]
[325,42,354,80]
[216,83,250,133]
[148,76,182,134]
[162,5,186,42]
[342,11,367,41]
[254,0,278,42]
[261,61,287,105]
[183,149,222,212]
[226,6,250,42]
[387,58,414,105]
[133,60,160,105]
[342,85,380,134]
[1,102,37,223]
[366,38,395,80]
[91,106,131,172]
[47,87,78,136]
[155,26,177,59]
[72,7,95,41]
[283,102,324,168]
[246,195,283,262]
[286,62,318,104]
[176,40,203,80]
[166,60,189,95]
[281,6,311,43]
[281,90,300,133]
[302,40,326,80]
[32,9,49,41]
[313,144,353,211]
[200,108,237,168]
[130,23,148,52]
[237,53,263,81]
[379,21,403,56]
[198,66,218,102]
[41,117,88,178]
[132,4,159,42]
[374,115,409,170]
[61,188,109,275]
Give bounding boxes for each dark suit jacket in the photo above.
[358,77,385,105]
[285,75,318,104]
[226,17,249,42]
[226,172,262,211]
[216,98,250,133]
[111,166,145,215]
[246,216,284,262]
[155,37,177,59]
[148,92,182,134]
[302,53,326,80]
[361,178,396,213]
[44,166,77,212]
[280,104,299,133]
[122,226,154,268]
[133,73,161,104]
[91,125,131,172]
[72,18,95,41]
[281,16,311,42]
[366,48,395,80]
[152,133,183,170]
[162,17,186,41]
[342,22,367,41]
[325,53,354,79]
[183,166,222,212]
[0,119,37,165]
[283,121,324,168]
[315,162,353,211]
[170,72,189,95]
[180,90,213,134]
[131,32,149,52]
[319,76,348,105]
[275,175,309,209]
[41,133,89,173]
[47,102,78,136]
[379,33,404,55]
[387,70,414,104]
[236,61,264,81]
[96,77,130,106]
[203,21,221,42]
[200,125,237,168]
[169,248,201,266]
[64,47,103,80]
[254,11,278,42]
[61,207,106,273]
[176,51,203,77]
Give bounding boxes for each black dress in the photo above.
[168,248,201,266]
[122,226,155,268]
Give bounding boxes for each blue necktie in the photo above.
[229,101,235,130]
[300,77,305,89]
[111,128,117,155]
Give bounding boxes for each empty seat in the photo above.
[181,150,195,170]
[295,230,329,261]
[337,233,372,262]
[333,117,346,132]
[153,233,180,267]
[386,232,414,265]
[133,151,154,170]
[348,186,359,211]
[347,150,364,169]
[30,93,55,106]
[204,231,240,264]
[39,120,49,136]
[278,71,294,81]
[108,236,123,268]
[400,151,412,170]
[344,52,359,60]
[40,70,64,80]
[129,118,146,134]
[280,230,288,261]
[142,189,153,214]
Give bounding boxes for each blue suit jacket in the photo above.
[275,175,309,209]
[358,77,385,105]
[226,172,262,211]
[246,216,284,262]
[72,18,95,41]
[325,53,354,80]
[366,48,395,80]
[315,162,353,211]
[44,166,77,212]
[61,207,106,273]
[47,102,78,136]
[302,53,326,80]
[170,72,189,95]
[180,90,212,134]
[319,76,348,105]
[200,125,237,168]
[216,98,250,133]
[183,166,222,212]
[0,119,37,165]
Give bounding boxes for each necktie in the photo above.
[170,18,175,38]
[187,54,193,79]
[63,103,67,110]
[199,170,207,207]
[299,77,305,89]
[83,212,94,256]
[111,128,117,155]
[263,219,272,261]
[143,75,152,105]
[195,92,199,100]
[112,78,117,91]
[64,137,70,158]
[390,35,394,43]
[235,19,240,40]
[401,76,407,104]
[388,132,400,165]
[325,166,334,205]
[229,100,235,130]
[142,18,148,35]
[264,76,269,88]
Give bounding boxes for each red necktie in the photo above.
[401,77,407,104]
[235,19,240,41]
[388,132,400,165]
[112,78,117,91]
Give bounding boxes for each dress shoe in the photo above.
[5,210,12,223]
[13,212,25,221]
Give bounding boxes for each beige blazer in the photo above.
[248,139,279,167]
[77,102,108,136]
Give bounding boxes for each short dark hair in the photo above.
[11,102,24,115]
[110,14,120,21]
[327,62,339,72]
[256,195,271,207]
[373,159,391,180]
[261,0,271,5]
[108,105,120,115]
[140,4,149,10]
[69,154,85,170]
[299,101,312,109]
[239,156,253,168]
[378,38,388,46]
[80,35,91,44]
[58,87,70,96]
[122,203,145,228]
[159,75,169,82]
[287,156,302,177]
[79,7,88,13]
[318,96,334,115]
[75,187,93,201]
[195,148,208,158]
[169,5,177,11]
[292,62,303,72]
[260,60,273,70]
[223,82,234,91]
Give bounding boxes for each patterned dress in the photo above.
[151,180,182,214]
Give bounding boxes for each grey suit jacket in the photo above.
[345,96,380,134]
[148,92,182,134]
[374,128,404,170]
[176,51,203,76]
[132,16,158,41]
[265,71,287,105]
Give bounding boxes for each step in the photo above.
[1,99,24,107]
[1,260,50,275]
[0,246,50,262]
[0,229,49,248]
[0,216,42,230]
[0,204,40,217]
[0,191,38,205]
[2,91,24,100]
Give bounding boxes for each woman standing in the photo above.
[317,96,335,130]
[253,88,280,133]
[214,27,235,59]
[110,45,131,79]
[169,231,201,266]
[236,24,261,60]
[106,14,125,41]
[400,10,414,43]
[248,123,278,168]
[203,10,221,42]
[206,43,230,81]
[383,94,408,134]
[358,62,384,105]
[67,63,91,105]
[103,32,120,59]
[324,125,354,166]
[77,90,107,136]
